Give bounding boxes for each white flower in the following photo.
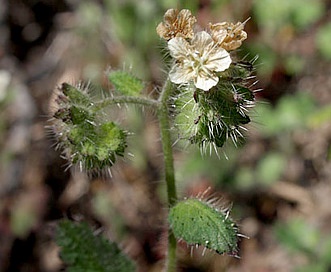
[168,31,231,91]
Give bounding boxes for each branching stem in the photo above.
[95,95,159,109]
[96,82,178,271]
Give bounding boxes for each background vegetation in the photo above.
[0,0,331,271]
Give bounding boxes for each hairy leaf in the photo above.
[56,220,135,272]
[108,70,144,96]
[169,198,239,255]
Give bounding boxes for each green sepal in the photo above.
[199,82,253,146]
[69,106,95,125]
[220,62,254,84]
[169,198,239,255]
[173,62,255,148]
[56,220,135,272]
[108,70,144,96]
[61,82,92,107]
[174,88,199,140]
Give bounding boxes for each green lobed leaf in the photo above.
[169,198,239,255]
[108,70,144,96]
[56,220,135,272]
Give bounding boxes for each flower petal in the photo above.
[168,37,191,60]
[195,74,219,91]
[206,49,232,72]
[169,63,194,84]
[191,31,214,51]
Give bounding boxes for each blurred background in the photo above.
[1,0,331,271]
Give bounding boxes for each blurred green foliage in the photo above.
[275,219,331,272]
[255,92,316,137]
[308,104,331,128]
[250,0,325,77]
[253,0,324,32]
[256,152,286,185]
[10,201,37,238]
[316,22,331,60]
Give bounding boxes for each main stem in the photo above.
[158,80,178,272]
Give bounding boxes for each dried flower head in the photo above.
[156,9,197,40]
[168,31,232,91]
[209,21,247,51]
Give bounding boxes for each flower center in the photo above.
[187,50,212,78]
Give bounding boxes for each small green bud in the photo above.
[169,198,239,255]
[69,106,95,125]
[62,82,92,107]
[221,61,254,83]
[98,122,126,157]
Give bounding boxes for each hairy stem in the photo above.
[158,80,177,272]
[95,95,159,109]
[95,82,178,271]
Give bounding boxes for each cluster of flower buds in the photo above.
[51,83,127,172]
[157,9,255,149]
